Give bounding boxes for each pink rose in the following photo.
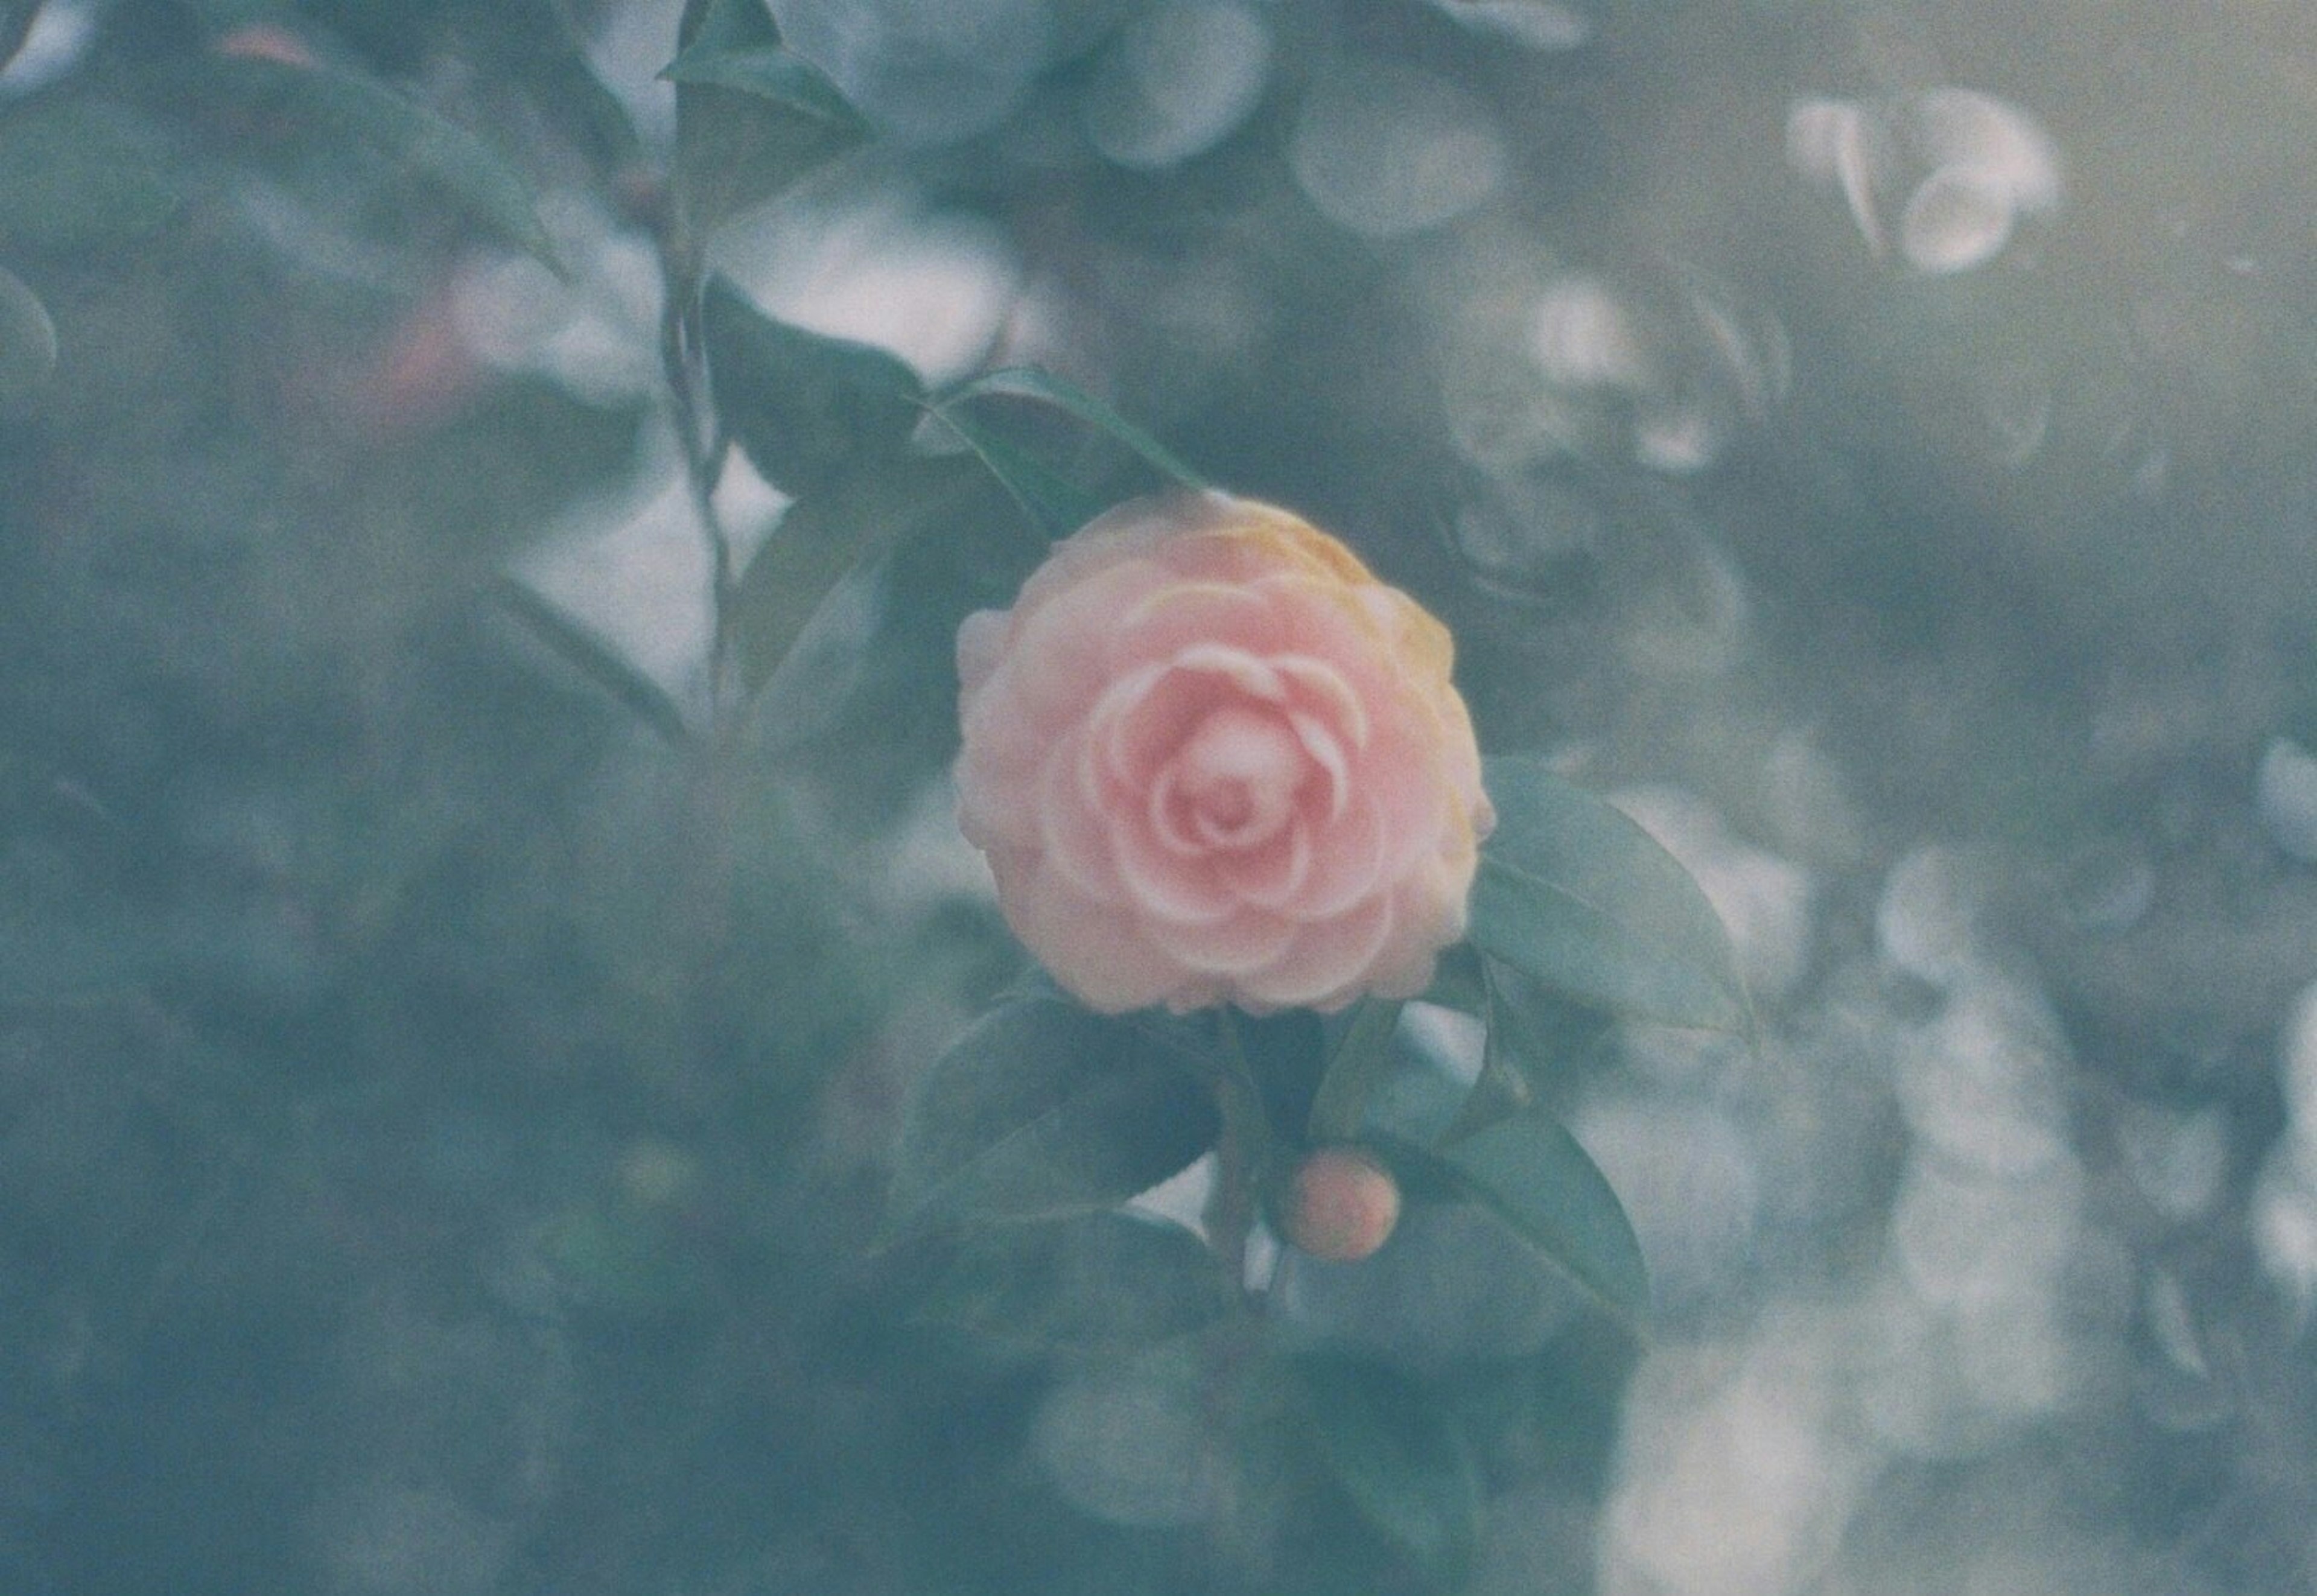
[955,491,1493,1015]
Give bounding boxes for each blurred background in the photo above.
[4,0,2317,1591]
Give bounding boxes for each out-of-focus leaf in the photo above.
[1468,755,1747,1029]
[881,993,1221,1245]
[1293,1354,1486,1586]
[923,401,1103,543]
[702,273,924,498]
[459,0,644,184]
[0,2,41,74]
[1307,997,1403,1143]
[914,1211,1230,1353]
[730,451,985,699]
[0,262,57,407]
[945,365,1206,490]
[0,908,166,1006]
[1375,1112,1648,1327]
[0,101,180,253]
[663,37,865,132]
[669,0,864,241]
[492,576,695,748]
[194,55,555,264]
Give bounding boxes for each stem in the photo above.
[656,230,740,734]
[1203,1009,1270,1296]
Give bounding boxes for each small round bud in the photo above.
[1282,1146,1402,1262]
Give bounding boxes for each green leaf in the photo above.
[1293,1355,1486,1586]
[882,994,1221,1245]
[0,262,56,408]
[1442,961,1614,1142]
[669,0,865,241]
[702,273,924,498]
[945,366,1206,490]
[1375,1113,1648,1327]
[491,576,695,748]
[1306,997,1403,1143]
[729,451,985,699]
[1468,755,1747,1029]
[663,39,866,133]
[1,2,41,74]
[0,101,181,254]
[914,1211,1230,1353]
[195,56,555,265]
[922,399,1104,544]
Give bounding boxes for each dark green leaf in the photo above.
[702,273,924,498]
[882,994,1221,1244]
[914,1211,1230,1353]
[663,40,866,133]
[1469,755,1747,1029]
[1442,961,1613,1142]
[946,365,1206,489]
[1294,1354,1486,1585]
[1417,941,1487,1014]
[0,2,40,74]
[729,451,985,699]
[195,56,555,264]
[669,0,865,240]
[0,262,56,407]
[0,101,180,254]
[1375,1113,1648,1327]
[1307,997,1403,1143]
[492,576,695,748]
[923,400,1104,543]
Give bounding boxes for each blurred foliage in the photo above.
[4,1,2317,1594]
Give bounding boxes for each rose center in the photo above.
[1158,705,1306,852]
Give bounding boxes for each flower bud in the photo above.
[1282,1146,1402,1262]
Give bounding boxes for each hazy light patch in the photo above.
[1787,87,2061,274]
[515,463,714,716]
[1574,1097,1760,1312]
[717,196,1023,387]
[1893,976,2072,1180]
[1289,60,1507,238]
[1431,0,1593,51]
[1875,844,1987,987]
[0,2,95,97]
[1610,786,1816,1002]
[2115,1101,2226,1221]
[454,196,664,405]
[1032,1349,1221,1527]
[1533,276,1653,392]
[2255,737,2317,861]
[1619,533,1753,680]
[1889,1152,2083,1312]
[1602,1324,1872,1596]
[1084,3,1271,171]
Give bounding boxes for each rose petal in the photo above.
[1110,796,1241,925]
[1294,792,1391,918]
[1243,897,1397,1011]
[1093,647,1287,791]
[1145,904,1300,977]
[1005,857,1193,1014]
[1217,818,1314,911]
[1286,710,1351,822]
[1034,736,1128,906]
